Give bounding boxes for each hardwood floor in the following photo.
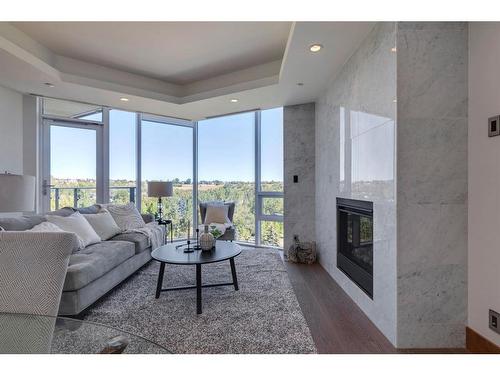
[284,260,468,354]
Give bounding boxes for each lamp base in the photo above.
[156,197,163,222]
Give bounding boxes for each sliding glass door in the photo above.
[41,120,102,213]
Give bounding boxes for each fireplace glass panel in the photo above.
[337,198,373,298]
[340,211,373,274]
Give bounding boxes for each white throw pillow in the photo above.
[28,221,66,233]
[102,203,145,231]
[46,212,101,249]
[83,209,122,241]
[28,221,83,253]
[205,204,230,224]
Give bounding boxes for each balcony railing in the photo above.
[51,187,136,209]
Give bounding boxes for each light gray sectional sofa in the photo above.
[0,206,159,316]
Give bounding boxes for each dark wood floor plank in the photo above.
[285,260,468,354]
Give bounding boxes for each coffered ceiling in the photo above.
[12,22,291,85]
[0,22,375,120]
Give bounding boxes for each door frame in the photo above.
[40,118,104,213]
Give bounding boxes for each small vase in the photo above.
[199,225,215,251]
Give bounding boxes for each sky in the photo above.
[50,107,284,183]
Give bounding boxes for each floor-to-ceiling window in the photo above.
[40,97,283,247]
[109,109,137,204]
[257,107,284,247]
[198,112,256,243]
[197,108,284,247]
[141,116,194,240]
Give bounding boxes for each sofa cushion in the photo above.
[0,215,46,231]
[46,207,76,217]
[141,213,156,224]
[63,241,135,291]
[76,205,101,214]
[110,232,150,254]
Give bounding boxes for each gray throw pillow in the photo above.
[0,215,46,231]
[101,203,145,231]
[83,209,122,241]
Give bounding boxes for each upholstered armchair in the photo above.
[199,201,236,241]
[0,232,78,353]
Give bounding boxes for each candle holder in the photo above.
[184,220,194,253]
[183,239,194,253]
[193,228,201,250]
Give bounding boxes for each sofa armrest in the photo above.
[141,213,156,224]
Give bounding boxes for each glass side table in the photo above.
[157,219,173,243]
[0,312,169,354]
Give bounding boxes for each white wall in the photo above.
[0,85,24,217]
[0,85,23,174]
[468,22,500,346]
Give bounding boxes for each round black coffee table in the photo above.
[151,241,242,314]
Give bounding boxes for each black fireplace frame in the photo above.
[336,197,373,299]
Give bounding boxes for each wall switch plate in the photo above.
[489,309,500,334]
[488,116,500,137]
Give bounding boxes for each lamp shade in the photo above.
[147,181,173,198]
[0,174,36,212]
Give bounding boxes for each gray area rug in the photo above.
[75,248,316,354]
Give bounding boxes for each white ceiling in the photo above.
[0,22,375,120]
[12,22,291,84]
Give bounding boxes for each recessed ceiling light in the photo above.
[309,44,323,53]
[297,82,304,86]
[44,83,55,88]
[230,99,238,103]
[391,47,397,52]
[120,97,129,102]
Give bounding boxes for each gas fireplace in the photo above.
[337,197,373,298]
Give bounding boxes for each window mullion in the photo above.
[136,113,142,212]
[193,121,199,231]
[102,108,110,204]
[255,110,262,246]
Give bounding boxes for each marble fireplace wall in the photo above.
[315,23,397,344]
[396,22,468,348]
[283,103,316,254]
